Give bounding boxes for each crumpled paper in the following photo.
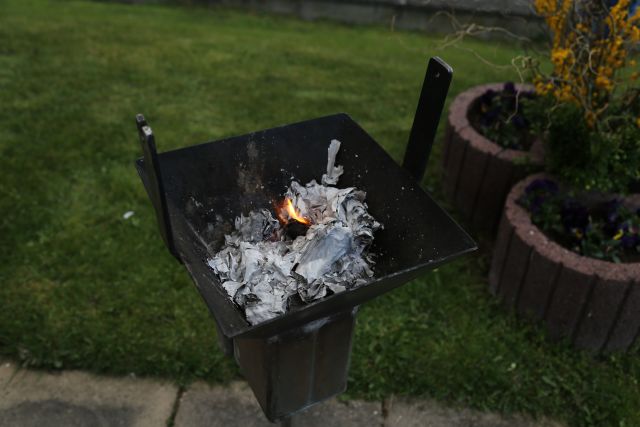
[321,139,344,185]
[207,139,382,325]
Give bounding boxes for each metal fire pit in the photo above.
[135,57,476,423]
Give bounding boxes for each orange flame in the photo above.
[278,198,311,226]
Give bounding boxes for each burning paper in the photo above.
[207,139,382,325]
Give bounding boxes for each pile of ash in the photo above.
[207,140,382,325]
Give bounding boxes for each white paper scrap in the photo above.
[207,139,382,325]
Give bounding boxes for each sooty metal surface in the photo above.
[135,57,476,421]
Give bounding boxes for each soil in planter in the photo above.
[468,82,538,151]
[519,178,640,263]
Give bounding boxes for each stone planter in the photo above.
[442,83,544,234]
[490,173,640,353]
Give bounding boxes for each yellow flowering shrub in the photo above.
[532,0,639,130]
[522,0,640,193]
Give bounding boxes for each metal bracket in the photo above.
[402,57,453,182]
[135,114,180,261]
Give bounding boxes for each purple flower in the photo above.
[620,235,638,248]
[525,179,559,195]
[480,89,496,106]
[561,199,589,234]
[602,199,623,235]
[481,107,501,126]
[510,114,528,129]
[620,222,640,249]
[604,199,621,221]
[504,82,516,94]
[524,179,559,215]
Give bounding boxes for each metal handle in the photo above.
[135,114,179,261]
[402,57,453,182]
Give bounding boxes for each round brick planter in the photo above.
[442,83,544,234]
[489,173,640,353]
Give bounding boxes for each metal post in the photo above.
[135,114,180,260]
[402,57,453,182]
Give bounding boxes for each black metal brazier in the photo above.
[135,57,476,422]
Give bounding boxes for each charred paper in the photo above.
[207,139,382,325]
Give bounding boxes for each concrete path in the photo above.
[0,360,563,427]
[0,361,176,427]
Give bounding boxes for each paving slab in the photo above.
[384,397,565,427]
[175,381,383,427]
[0,360,178,427]
[300,398,382,427]
[0,361,565,427]
[175,381,271,427]
[0,361,17,384]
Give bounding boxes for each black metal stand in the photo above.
[135,55,476,424]
[279,416,293,427]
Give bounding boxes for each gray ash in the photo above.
[207,140,382,325]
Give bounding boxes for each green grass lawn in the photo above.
[1,1,639,426]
